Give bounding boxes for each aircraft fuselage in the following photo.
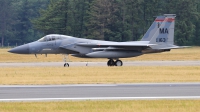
[10,35,157,58]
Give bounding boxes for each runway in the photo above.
[1,61,200,67]
[0,83,200,101]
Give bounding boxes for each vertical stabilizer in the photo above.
[141,16,165,41]
[149,14,176,48]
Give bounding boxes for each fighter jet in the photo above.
[8,14,186,67]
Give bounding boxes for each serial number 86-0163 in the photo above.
[156,38,168,42]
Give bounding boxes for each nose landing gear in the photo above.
[107,59,123,66]
[64,63,69,67]
[63,54,69,67]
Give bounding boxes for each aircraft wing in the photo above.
[59,41,156,53]
[76,42,156,47]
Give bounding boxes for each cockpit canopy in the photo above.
[38,35,60,42]
[38,34,73,42]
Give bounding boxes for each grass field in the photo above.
[0,100,200,112]
[1,47,200,62]
[1,47,200,84]
[1,48,200,111]
[0,66,200,84]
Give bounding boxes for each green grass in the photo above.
[0,100,200,112]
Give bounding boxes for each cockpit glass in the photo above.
[38,35,62,42]
[38,37,46,42]
[51,36,56,41]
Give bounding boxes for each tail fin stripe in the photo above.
[155,18,175,22]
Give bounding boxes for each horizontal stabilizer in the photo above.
[156,45,191,50]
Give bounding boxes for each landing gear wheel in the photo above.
[107,59,123,67]
[64,63,69,67]
[107,59,115,66]
[115,60,123,66]
[63,54,70,67]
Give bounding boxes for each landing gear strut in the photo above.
[63,54,69,67]
[107,59,123,66]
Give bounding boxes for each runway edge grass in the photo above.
[0,100,200,112]
[0,66,200,84]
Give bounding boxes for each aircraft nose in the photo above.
[8,44,29,54]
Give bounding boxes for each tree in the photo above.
[0,0,49,46]
[0,0,13,47]
[123,0,144,41]
[86,0,118,40]
[194,1,200,45]
[165,0,199,45]
[30,0,200,45]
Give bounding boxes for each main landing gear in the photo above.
[63,54,69,67]
[107,59,123,66]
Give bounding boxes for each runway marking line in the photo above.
[0,83,200,88]
[1,96,200,102]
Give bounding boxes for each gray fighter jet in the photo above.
[8,14,186,67]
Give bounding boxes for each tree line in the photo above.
[0,0,49,46]
[1,0,200,46]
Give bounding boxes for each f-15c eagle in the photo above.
[8,14,186,67]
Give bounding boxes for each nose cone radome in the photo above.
[8,44,29,54]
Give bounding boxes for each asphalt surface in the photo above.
[0,83,200,101]
[1,61,200,67]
